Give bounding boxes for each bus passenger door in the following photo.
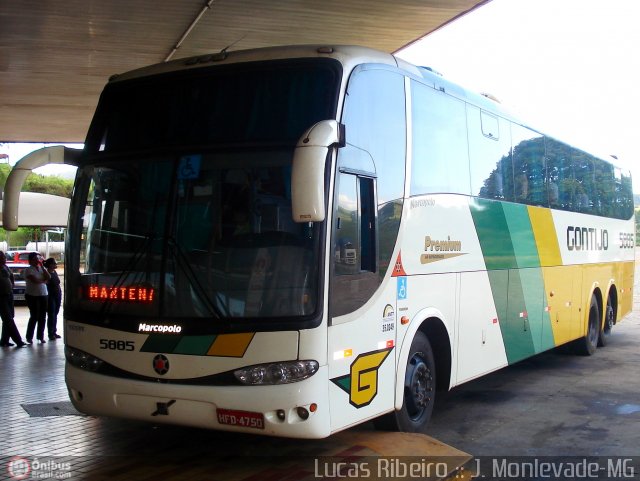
[327,65,406,433]
[328,170,397,431]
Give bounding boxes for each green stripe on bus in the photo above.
[470,198,558,363]
[502,203,555,352]
[519,268,555,353]
[502,203,539,268]
[174,336,218,355]
[470,198,517,270]
[140,335,182,353]
[140,335,218,355]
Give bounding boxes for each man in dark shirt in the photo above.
[0,251,26,347]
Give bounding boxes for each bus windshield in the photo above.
[67,150,322,323]
[65,58,341,327]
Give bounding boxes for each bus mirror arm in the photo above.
[2,145,82,231]
[291,120,344,223]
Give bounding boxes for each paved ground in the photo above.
[416,308,640,457]
[0,303,470,481]
[1,258,640,480]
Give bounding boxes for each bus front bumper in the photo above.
[65,363,331,439]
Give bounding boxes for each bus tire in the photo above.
[598,293,615,347]
[577,296,599,356]
[373,331,436,433]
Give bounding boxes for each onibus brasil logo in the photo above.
[7,456,71,480]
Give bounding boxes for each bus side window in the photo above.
[330,66,406,319]
[331,172,380,318]
[333,173,360,276]
[511,125,546,207]
[468,106,513,201]
[411,81,470,196]
[332,173,376,276]
[545,137,574,211]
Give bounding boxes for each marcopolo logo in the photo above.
[138,323,182,334]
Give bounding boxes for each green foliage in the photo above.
[0,164,10,187]
[24,171,73,198]
[0,227,38,247]
[0,163,73,198]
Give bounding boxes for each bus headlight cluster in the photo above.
[65,346,104,372]
[234,360,319,385]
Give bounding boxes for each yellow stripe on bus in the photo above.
[527,206,562,266]
[527,206,569,346]
[207,333,255,357]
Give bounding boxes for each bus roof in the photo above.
[107,44,625,171]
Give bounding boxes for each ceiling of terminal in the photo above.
[1,0,489,144]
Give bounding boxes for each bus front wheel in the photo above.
[374,331,436,433]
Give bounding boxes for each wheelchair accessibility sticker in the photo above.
[397,276,407,300]
[178,154,201,179]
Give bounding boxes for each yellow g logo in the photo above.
[332,348,393,408]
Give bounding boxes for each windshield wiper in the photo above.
[167,237,228,319]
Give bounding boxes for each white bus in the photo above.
[5,45,634,438]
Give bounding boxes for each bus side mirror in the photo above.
[2,145,82,231]
[291,120,344,223]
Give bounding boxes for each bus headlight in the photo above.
[65,346,104,372]
[234,360,319,385]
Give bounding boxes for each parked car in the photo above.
[6,262,27,302]
[5,250,40,265]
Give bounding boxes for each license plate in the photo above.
[216,408,264,429]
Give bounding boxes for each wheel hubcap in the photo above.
[604,304,614,333]
[405,354,433,420]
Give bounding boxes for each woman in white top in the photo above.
[24,252,51,344]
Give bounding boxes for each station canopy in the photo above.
[0,0,490,144]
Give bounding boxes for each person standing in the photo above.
[44,258,62,340]
[25,252,50,344]
[0,251,27,348]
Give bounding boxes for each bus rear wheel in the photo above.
[597,293,614,347]
[576,295,599,356]
[374,331,436,433]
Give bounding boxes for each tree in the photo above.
[0,164,73,198]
